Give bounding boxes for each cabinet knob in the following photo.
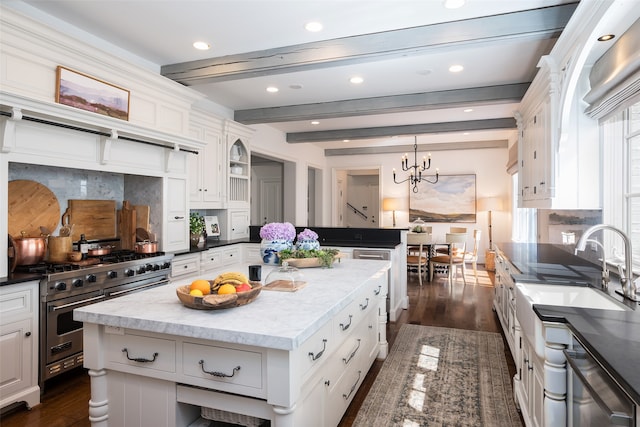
[25,331,31,337]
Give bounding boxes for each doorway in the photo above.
[333,167,381,228]
[251,154,284,225]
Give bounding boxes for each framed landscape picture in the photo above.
[56,66,130,120]
[409,174,476,222]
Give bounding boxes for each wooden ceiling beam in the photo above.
[161,4,577,85]
[324,140,509,156]
[234,83,529,124]
[286,118,516,143]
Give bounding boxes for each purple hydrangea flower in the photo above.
[297,228,318,241]
[259,222,296,241]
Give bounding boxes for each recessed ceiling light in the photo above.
[444,0,465,9]
[266,86,279,93]
[463,132,470,135]
[311,121,320,125]
[343,139,350,142]
[597,34,615,42]
[449,64,464,73]
[192,41,210,50]
[349,76,364,84]
[305,22,323,32]
[463,108,473,113]
[289,83,303,90]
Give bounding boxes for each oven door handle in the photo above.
[106,279,169,297]
[563,349,633,425]
[51,294,106,311]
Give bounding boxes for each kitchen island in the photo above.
[74,258,390,427]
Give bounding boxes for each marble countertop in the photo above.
[498,243,640,404]
[74,258,390,351]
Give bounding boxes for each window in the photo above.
[602,100,640,270]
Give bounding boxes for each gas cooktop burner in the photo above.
[15,250,167,274]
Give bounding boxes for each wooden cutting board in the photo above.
[8,180,60,238]
[62,199,117,241]
[117,201,136,250]
[134,205,150,231]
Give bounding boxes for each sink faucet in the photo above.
[584,239,611,289]
[575,224,637,301]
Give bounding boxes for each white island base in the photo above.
[76,259,390,427]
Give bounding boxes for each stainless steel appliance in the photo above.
[34,250,173,384]
[564,338,635,426]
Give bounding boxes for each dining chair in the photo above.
[406,232,432,286]
[407,226,432,256]
[429,233,467,285]
[463,229,482,283]
[435,227,468,255]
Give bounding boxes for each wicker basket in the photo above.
[200,407,268,426]
[176,281,261,310]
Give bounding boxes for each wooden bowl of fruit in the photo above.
[176,272,262,310]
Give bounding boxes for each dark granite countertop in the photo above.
[498,242,640,405]
[0,271,42,287]
[497,242,602,287]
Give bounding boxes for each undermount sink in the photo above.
[515,284,629,357]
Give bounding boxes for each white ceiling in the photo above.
[7,0,579,151]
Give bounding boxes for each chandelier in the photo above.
[393,136,439,193]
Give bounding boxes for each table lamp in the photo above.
[383,198,401,227]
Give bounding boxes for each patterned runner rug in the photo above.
[353,324,522,426]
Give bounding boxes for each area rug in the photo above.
[353,324,522,426]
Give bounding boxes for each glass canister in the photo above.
[264,262,305,291]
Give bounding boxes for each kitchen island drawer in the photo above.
[183,342,263,391]
[106,333,176,374]
[296,320,334,382]
[171,254,200,279]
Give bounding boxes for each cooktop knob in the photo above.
[152,264,160,271]
[54,282,67,291]
[162,262,171,269]
[87,274,97,283]
[145,264,153,272]
[72,279,83,288]
[137,266,146,274]
[107,271,118,279]
[125,269,135,277]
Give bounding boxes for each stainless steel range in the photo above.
[36,251,173,384]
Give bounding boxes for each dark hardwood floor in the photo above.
[1,266,515,427]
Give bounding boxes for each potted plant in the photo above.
[259,222,296,264]
[189,213,205,246]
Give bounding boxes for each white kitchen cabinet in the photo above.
[228,209,250,240]
[188,111,225,208]
[0,280,39,410]
[493,248,517,357]
[516,55,600,209]
[165,177,189,252]
[224,120,253,210]
[171,253,201,280]
[516,334,544,427]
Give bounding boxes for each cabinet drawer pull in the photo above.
[343,370,362,400]
[199,360,240,378]
[174,216,185,220]
[122,348,158,363]
[360,298,369,310]
[340,315,353,331]
[374,285,381,295]
[343,339,361,365]
[309,339,327,361]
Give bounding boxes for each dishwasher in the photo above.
[352,249,391,316]
[564,337,635,426]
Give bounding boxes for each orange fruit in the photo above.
[190,279,211,295]
[218,284,237,295]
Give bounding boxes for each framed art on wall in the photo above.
[409,174,476,223]
[55,66,130,120]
